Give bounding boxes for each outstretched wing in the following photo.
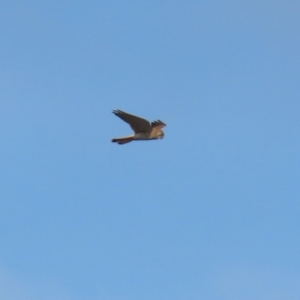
[112,109,152,133]
[151,120,166,130]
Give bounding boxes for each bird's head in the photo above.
[158,130,164,139]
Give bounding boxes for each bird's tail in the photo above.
[111,135,134,145]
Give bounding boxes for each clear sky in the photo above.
[1,1,299,299]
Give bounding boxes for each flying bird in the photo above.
[111,109,166,145]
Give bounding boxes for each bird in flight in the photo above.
[111,109,166,145]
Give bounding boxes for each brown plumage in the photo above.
[111,109,166,145]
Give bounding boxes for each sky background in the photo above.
[1,1,300,299]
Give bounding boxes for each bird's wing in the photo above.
[112,110,152,133]
[151,120,166,130]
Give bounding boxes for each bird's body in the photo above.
[111,109,166,145]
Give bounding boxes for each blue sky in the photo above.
[1,1,300,299]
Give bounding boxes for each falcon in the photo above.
[111,109,166,145]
